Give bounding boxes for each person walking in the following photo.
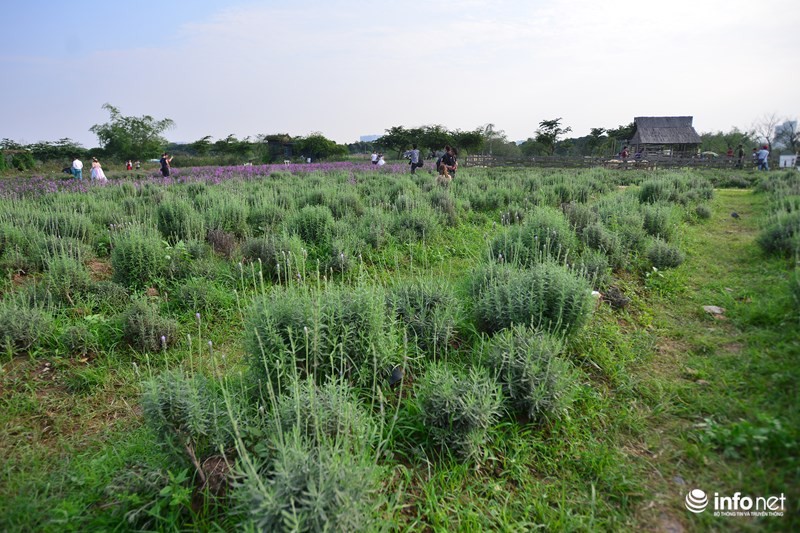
[160,152,173,177]
[757,145,770,171]
[403,143,423,174]
[71,156,83,180]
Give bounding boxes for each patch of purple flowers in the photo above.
[0,161,409,198]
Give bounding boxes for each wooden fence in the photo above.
[463,154,767,170]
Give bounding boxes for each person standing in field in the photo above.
[160,152,173,177]
[377,153,386,166]
[134,160,141,170]
[757,145,770,171]
[126,160,132,171]
[371,150,378,165]
[403,143,422,174]
[71,156,83,180]
[90,157,108,183]
[736,144,745,169]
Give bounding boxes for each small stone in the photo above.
[673,475,686,486]
[702,305,725,315]
[388,365,404,386]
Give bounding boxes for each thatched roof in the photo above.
[630,116,701,145]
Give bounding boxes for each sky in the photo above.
[2,0,799,148]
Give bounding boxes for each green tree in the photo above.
[294,133,348,161]
[89,103,174,160]
[190,135,213,157]
[534,118,572,155]
[376,126,415,159]
[451,128,484,155]
[700,128,755,154]
[27,138,87,162]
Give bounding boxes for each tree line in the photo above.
[2,105,797,171]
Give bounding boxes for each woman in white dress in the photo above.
[90,157,108,183]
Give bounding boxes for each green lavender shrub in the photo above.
[43,256,93,306]
[641,203,676,240]
[240,234,305,283]
[473,262,594,336]
[428,189,459,226]
[391,205,441,243]
[288,205,334,249]
[638,179,673,204]
[171,278,235,317]
[483,325,578,422]
[156,199,205,242]
[273,378,376,446]
[32,235,91,270]
[581,222,625,269]
[695,204,712,220]
[89,280,130,314]
[247,285,395,394]
[326,192,365,219]
[562,202,599,234]
[142,369,230,466]
[122,300,179,353]
[647,238,686,269]
[357,208,391,249]
[112,227,168,289]
[247,203,285,235]
[387,279,460,357]
[575,248,611,289]
[206,229,238,258]
[59,324,96,358]
[237,431,383,532]
[758,210,800,257]
[326,236,361,275]
[0,300,52,358]
[206,199,249,238]
[490,207,578,266]
[416,363,502,459]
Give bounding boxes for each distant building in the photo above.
[360,135,380,142]
[629,116,702,157]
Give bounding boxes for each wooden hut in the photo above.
[629,116,701,157]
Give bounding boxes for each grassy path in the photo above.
[631,189,798,531]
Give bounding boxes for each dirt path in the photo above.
[630,189,793,532]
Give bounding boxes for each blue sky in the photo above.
[2,0,799,148]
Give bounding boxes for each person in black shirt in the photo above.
[160,153,173,177]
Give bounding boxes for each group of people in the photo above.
[375,144,457,180]
[67,154,172,182]
[370,151,386,166]
[70,156,108,182]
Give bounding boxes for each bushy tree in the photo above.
[90,103,174,160]
[534,118,572,155]
[293,133,348,161]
